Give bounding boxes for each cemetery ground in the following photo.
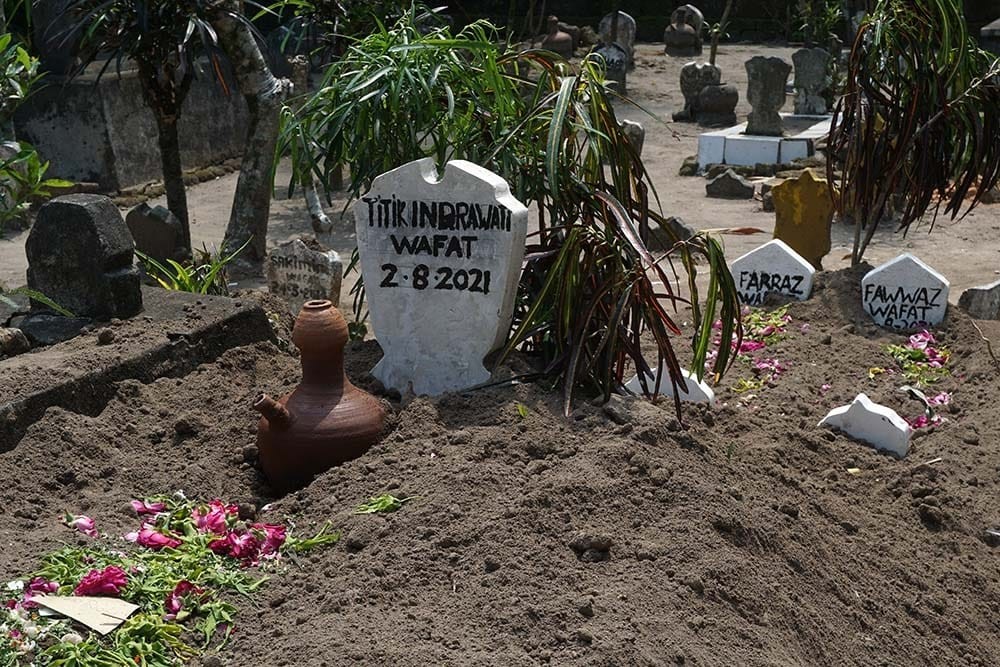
[2,44,1000,665]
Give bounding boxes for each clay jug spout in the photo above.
[254,393,293,430]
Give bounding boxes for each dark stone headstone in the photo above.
[11,312,92,346]
[26,194,143,320]
[125,202,182,265]
[697,83,739,127]
[663,4,704,57]
[592,43,628,94]
[706,169,755,199]
[648,216,697,250]
[981,18,1000,55]
[673,62,720,122]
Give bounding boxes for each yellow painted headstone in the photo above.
[772,168,834,269]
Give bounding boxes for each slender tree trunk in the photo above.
[154,114,192,253]
[209,0,291,276]
[137,61,192,257]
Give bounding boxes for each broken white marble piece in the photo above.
[354,158,528,395]
[729,239,815,306]
[862,253,949,330]
[625,366,715,404]
[818,393,911,457]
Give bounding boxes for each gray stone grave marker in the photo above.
[861,254,949,329]
[592,42,628,93]
[959,279,1000,320]
[745,56,791,136]
[126,202,181,264]
[26,194,142,320]
[729,239,815,306]
[354,158,528,395]
[792,47,831,115]
[599,11,636,65]
[266,238,343,313]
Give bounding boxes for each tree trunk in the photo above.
[137,62,192,257]
[154,114,192,253]
[209,0,291,276]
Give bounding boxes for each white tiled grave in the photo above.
[697,114,831,170]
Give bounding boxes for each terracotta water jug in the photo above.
[254,300,384,493]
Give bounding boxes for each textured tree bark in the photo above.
[137,61,193,256]
[209,0,291,276]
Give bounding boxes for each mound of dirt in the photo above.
[2,268,999,666]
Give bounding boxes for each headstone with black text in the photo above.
[862,254,949,330]
[354,158,528,395]
[266,238,343,313]
[729,239,815,306]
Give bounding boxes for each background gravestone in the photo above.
[663,4,704,57]
[592,43,628,93]
[673,62,720,122]
[862,254,949,329]
[354,158,527,395]
[958,280,1000,320]
[266,238,344,313]
[730,239,815,305]
[598,11,636,67]
[26,194,142,320]
[126,202,182,265]
[792,47,831,115]
[745,56,791,136]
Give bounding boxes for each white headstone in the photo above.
[818,393,911,458]
[354,158,528,395]
[861,254,949,329]
[729,239,815,306]
[266,238,343,313]
[625,366,714,404]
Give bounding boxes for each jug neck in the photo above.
[300,353,346,386]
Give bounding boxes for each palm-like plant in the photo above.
[280,10,742,415]
[828,0,1000,264]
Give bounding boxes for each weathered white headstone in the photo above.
[818,393,911,458]
[729,239,815,306]
[354,158,528,395]
[861,254,949,330]
[267,238,343,313]
[598,11,636,64]
[625,366,714,404]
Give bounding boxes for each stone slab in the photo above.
[0,287,274,450]
[958,279,1000,320]
[730,239,815,306]
[354,158,527,396]
[697,114,830,169]
[696,133,726,170]
[625,366,714,404]
[819,393,911,458]
[862,254,949,330]
[266,238,343,313]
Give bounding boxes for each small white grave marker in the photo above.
[861,254,949,329]
[267,238,343,313]
[729,239,815,306]
[625,366,714,404]
[818,393,911,457]
[354,158,527,395]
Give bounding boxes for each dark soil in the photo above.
[2,269,1000,666]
